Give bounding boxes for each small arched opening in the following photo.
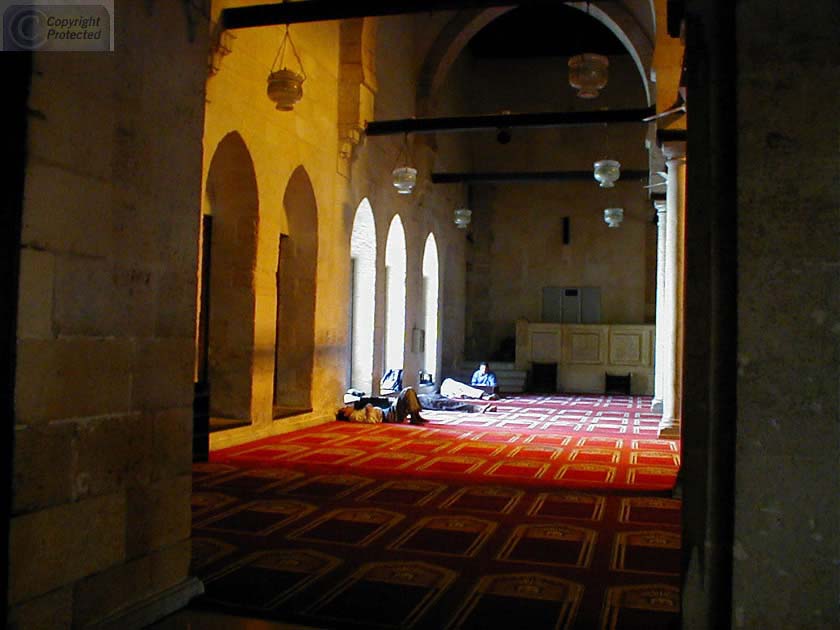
[349,199,377,394]
[422,233,440,383]
[384,215,407,384]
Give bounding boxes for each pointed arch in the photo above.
[350,199,377,394]
[203,131,259,422]
[384,215,407,374]
[416,4,654,114]
[422,233,440,382]
[566,1,653,104]
[274,166,318,412]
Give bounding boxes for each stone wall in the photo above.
[365,14,473,387]
[203,8,473,449]
[466,179,652,360]
[448,53,655,360]
[733,1,839,627]
[10,2,207,626]
[202,11,342,434]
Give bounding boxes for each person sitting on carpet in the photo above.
[439,362,499,400]
[336,386,428,425]
[471,361,498,389]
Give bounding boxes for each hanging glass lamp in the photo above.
[593,159,621,187]
[604,207,624,228]
[392,166,418,194]
[454,208,472,229]
[568,53,609,99]
[392,134,417,194]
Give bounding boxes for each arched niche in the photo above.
[350,199,377,394]
[422,233,440,381]
[274,166,318,412]
[204,131,259,422]
[384,215,407,375]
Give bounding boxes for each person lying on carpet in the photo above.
[417,393,496,413]
[439,361,499,400]
[336,386,429,425]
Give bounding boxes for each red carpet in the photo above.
[210,394,678,492]
[192,394,681,628]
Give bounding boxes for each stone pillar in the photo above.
[660,143,686,437]
[651,199,668,412]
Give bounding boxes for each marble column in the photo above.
[660,144,686,437]
[651,199,668,412]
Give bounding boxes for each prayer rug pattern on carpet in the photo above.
[191,465,681,629]
[193,395,681,628]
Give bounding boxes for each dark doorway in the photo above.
[1,51,32,626]
[273,233,288,411]
[193,215,213,460]
[530,362,558,393]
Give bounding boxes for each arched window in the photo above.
[350,199,377,394]
[384,215,406,375]
[422,233,440,381]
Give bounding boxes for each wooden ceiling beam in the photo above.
[221,0,620,30]
[365,108,655,136]
[431,170,650,183]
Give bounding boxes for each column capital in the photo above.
[662,140,686,162]
[656,129,686,160]
[654,200,667,213]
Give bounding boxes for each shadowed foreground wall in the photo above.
[9,3,207,627]
[731,0,839,627]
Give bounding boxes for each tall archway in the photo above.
[349,199,377,394]
[203,132,259,422]
[384,215,406,377]
[422,233,440,382]
[274,166,318,413]
[416,4,654,114]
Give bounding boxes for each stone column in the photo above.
[660,143,686,437]
[651,199,668,412]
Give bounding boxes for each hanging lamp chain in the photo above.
[395,133,413,169]
[604,121,611,159]
[271,25,307,81]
